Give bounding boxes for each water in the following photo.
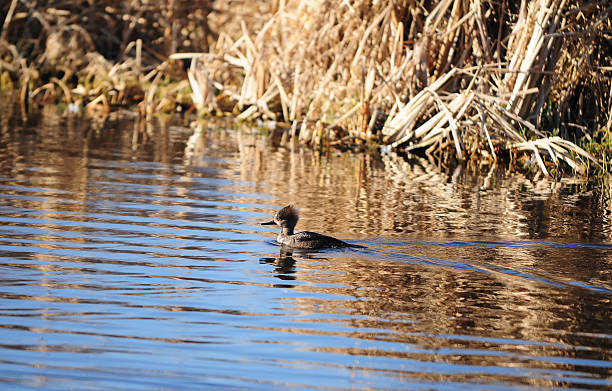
[0,108,611,390]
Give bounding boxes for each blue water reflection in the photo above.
[0,110,610,390]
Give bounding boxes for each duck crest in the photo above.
[277,205,299,222]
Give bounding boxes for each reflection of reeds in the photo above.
[229,122,609,242]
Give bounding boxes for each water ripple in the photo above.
[0,117,610,390]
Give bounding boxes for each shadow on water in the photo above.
[259,246,297,284]
[0,104,611,390]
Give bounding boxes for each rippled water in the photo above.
[1,108,611,390]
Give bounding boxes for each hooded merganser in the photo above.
[261,205,363,249]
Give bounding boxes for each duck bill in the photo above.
[261,220,276,226]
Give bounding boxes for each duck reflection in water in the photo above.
[259,246,339,285]
[259,246,297,280]
[261,205,364,249]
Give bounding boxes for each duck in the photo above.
[261,205,363,249]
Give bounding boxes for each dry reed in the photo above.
[176,0,610,176]
[1,0,610,176]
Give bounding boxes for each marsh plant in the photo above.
[1,0,610,176]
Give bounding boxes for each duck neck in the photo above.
[281,226,294,236]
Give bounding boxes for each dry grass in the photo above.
[0,0,215,116]
[1,0,610,176]
[178,0,610,176]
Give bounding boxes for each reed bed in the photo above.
[1,0,610,176]
[178,0,610,176]
[0,0,215,118]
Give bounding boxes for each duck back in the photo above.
[278,231,362,249]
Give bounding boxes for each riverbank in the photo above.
[1,0,610,177]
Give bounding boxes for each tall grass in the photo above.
[1,0,610,176]
[184,0,610,176]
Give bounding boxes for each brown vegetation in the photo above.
[1,0,610,176]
